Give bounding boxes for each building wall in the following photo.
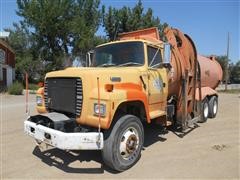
[0,64,2,81]
[0,40,15,68]
[0,64,4,88]
[0,40,15,87]
[6,66,13,87]
[0,64,15,88]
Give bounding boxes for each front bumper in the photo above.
[24,120,103,150]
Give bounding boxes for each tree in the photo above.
[16,0,102,70]
[5,23,40,82]
[70,0,102,57]
[216,55,228,81]
[229,61,240,83]
[17,0,73,69]
[103,0,167,41]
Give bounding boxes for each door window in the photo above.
[147,46,162,67]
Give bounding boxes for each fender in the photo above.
[36,87,47,113]
[114,83,150,123]
[195,87,218,101]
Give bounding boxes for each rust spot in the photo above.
[205,70,210,76]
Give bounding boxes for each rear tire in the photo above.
[208,96,218,118]
[198,98,209,123]
[101,115,144,172]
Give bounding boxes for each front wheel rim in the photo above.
[119,127,139,161]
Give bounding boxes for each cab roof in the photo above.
[96,39,164,49]
[96,27,164,49]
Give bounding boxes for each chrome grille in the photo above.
[76,78,83,116]
[44,80,48,109]
[44,78,83,117]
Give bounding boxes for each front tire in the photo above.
[101,115,144,172]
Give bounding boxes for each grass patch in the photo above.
[8,82,23,95]
[28,83,39,90]
[24,83,40,94]
[0,86,7,93]
[217,89,240,94]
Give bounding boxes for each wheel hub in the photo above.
[126,134,137,153]
[119,127,139,160]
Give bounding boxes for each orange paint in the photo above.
[38,82,44,87]
[114,83,150,123]
[38,87,44,95]
[119,27,160,42]
[105,84,114,92]
[112,102,115,110]
[107,106,112,129]
[114,83,142,91]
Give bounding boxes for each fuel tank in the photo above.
[198,55,223,89]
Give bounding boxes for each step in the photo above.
[150,110,166,119]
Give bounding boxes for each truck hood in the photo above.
[46,67,144,85]
[44,66,147,128]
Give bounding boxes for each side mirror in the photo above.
[163,43,172,68]
[86,50,94,67]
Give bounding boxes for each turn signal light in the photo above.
[105,84,114,92]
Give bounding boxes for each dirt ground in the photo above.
[0,93,239,179]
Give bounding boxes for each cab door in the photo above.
[147,45,168,113]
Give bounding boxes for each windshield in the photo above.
[92,42,144,67]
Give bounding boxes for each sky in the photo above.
[0,0,239,63]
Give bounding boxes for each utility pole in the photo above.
[225,32,230,91]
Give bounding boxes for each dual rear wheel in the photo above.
[199,96,218,122]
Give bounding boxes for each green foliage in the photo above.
[71,0,102,56]
[8,82,24,95]
[216,55,228,81]
[229,60,240,83]
[28,83,39,90]
[16,0,102,68]
[6,0,166,80]
[5,23,40,82]
[216,56,240,83]
[103,0,168,40]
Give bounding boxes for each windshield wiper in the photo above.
[118,62,142,67]
[98,63,116,67]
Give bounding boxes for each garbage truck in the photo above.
[24,27,223,171]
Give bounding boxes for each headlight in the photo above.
[36,96,43,106]
[94,103,106,116]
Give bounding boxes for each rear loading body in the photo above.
[24,27,222,171]
[164,27,222,127]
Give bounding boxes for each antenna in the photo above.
[97,77,101,144]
